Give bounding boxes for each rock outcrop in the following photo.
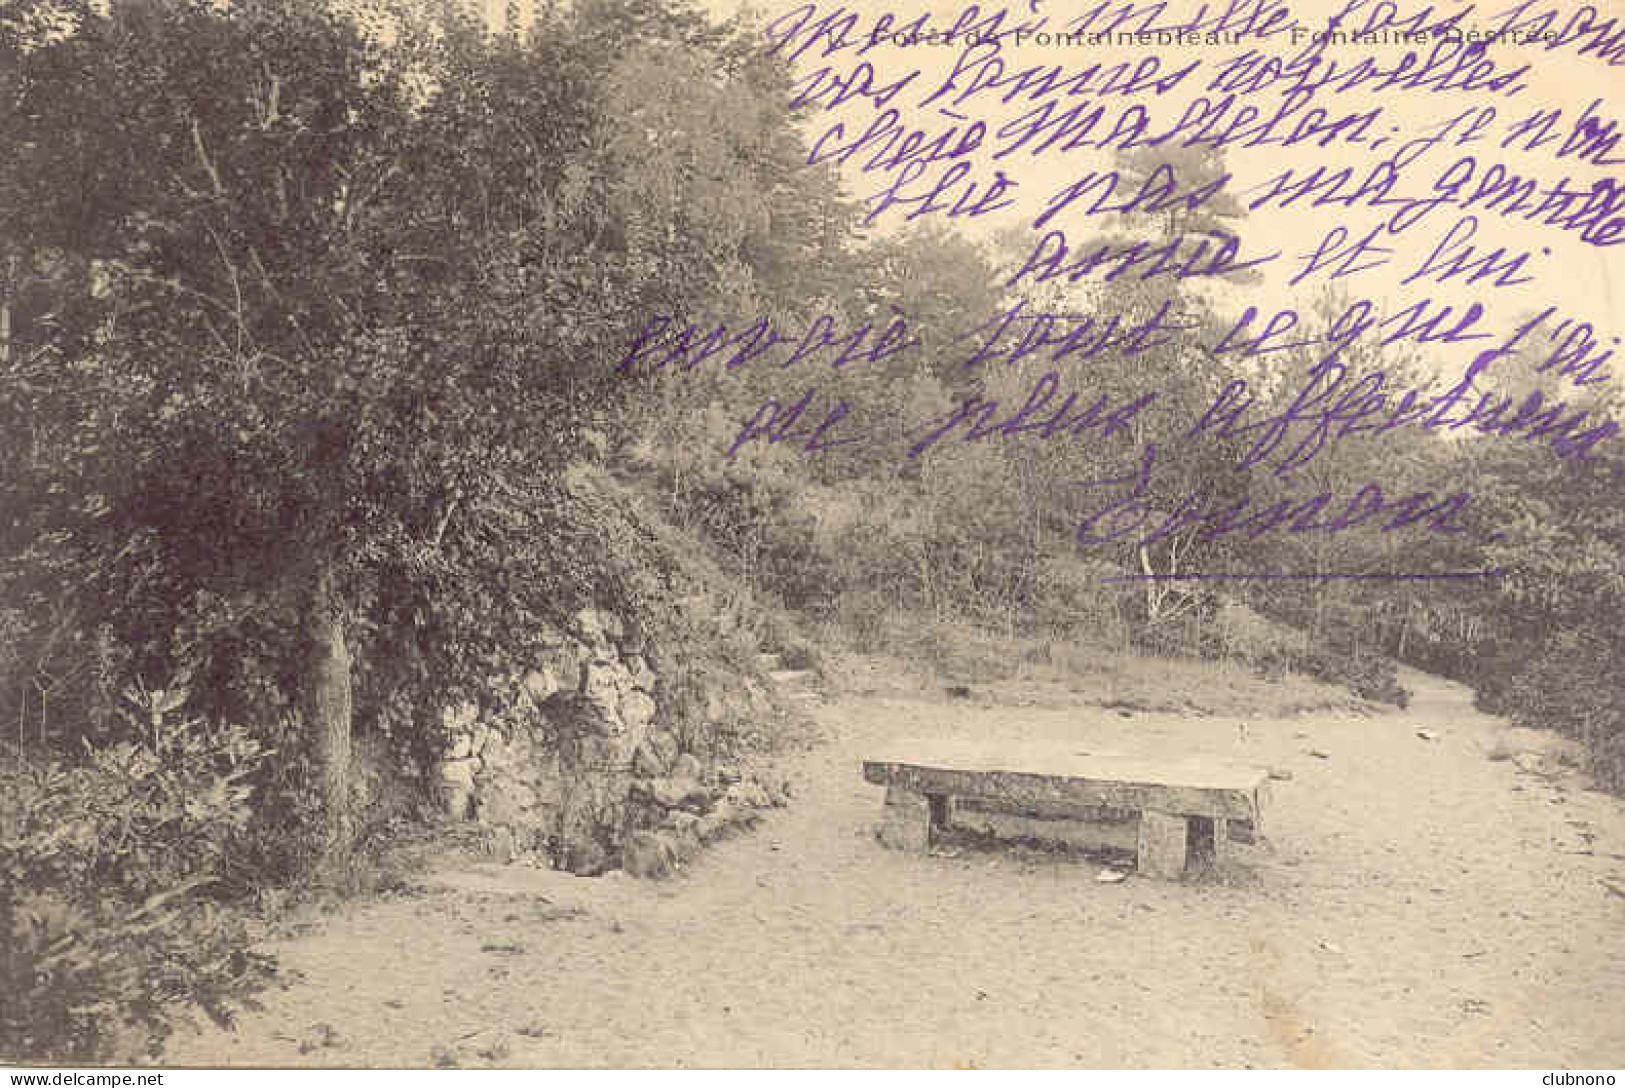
[430,606,791,876]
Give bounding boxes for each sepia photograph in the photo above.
[2,0,1624,1071]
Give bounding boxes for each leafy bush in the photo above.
[0,722,275,1063]
[1474,631,1625,792]
[1200,600,1410,706]
[776,639,824,673]
[1254,645,1409,707]
[1211,601,1305,665]
[1026,555,1132,642]
[1330,653,1410,707]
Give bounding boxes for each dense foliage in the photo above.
[0,0,830,806]
[0,0,845,1058]
[1,717,274,1063]
[1456,444,1625,788]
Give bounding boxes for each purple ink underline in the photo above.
[1101,569,1508,584]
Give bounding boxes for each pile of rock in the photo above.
[430,604,787,877]
[622,747,790,879]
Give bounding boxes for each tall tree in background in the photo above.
[996,144,1257,624]
[1234,289,1466,653]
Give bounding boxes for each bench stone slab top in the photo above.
[862,739,1271,823]
[863,739,1273,877]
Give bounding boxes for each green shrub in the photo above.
[1191,601,1410,707]
[1027,555,1131,641]
[1331,653,1410,707]
[1474,632,1625,792]
[777,639,824,673]
[1254,645,1409,707]
[0,722,275,1064]
[1212,601,1304,664]
[832,588,897,653]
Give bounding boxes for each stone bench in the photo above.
[862,740,1271,879]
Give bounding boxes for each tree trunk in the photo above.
[305,566,354,878]
[1,250,15,366]
[1139,544,1157,625]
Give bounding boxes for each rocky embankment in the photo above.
[432,608,803,876]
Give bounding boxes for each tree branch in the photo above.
[430,494,460,551]
[190,116,225,198]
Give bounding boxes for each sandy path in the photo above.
[166,670,1625,1068]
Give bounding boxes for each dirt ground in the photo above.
[164,667,1625,1069]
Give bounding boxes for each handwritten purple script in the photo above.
[620,0,1625,581]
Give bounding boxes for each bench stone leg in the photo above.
[1187,816,1228,870]
[1137,809,1190,879]
[878,786,931,852]
[928,793,956,831]
[1227,817,1256,844]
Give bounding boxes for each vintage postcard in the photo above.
[2,0,1622,1073]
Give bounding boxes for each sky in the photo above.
[745,0,1625,353]
[473,0,1625,395]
